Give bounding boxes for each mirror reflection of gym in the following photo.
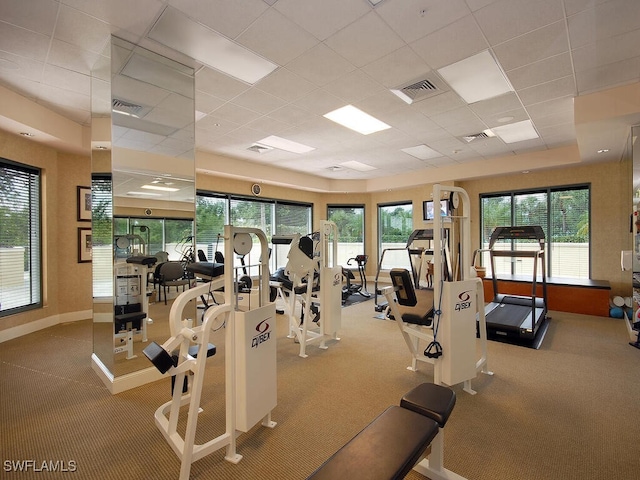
[91,36,196,385]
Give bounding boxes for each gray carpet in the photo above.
[1,302,639,479]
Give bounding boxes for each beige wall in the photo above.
[0,130,92,334]
[0,128,633,336]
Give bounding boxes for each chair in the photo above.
[157,261,190,304]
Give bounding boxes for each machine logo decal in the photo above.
[454,290,473,311]
[252,319,272,348]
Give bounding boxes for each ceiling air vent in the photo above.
[462,132,490,143]
[390,74,448,104]
[247,143,273,154]
[112,98,144,117]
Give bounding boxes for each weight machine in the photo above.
[281,221,343,358]
[143,226,277,480]
[383,185,492,394]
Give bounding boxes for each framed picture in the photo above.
[77,186,91,221]
[78,228,92,263]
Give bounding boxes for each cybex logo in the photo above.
[454,290,473,311]
[251,319,272,348]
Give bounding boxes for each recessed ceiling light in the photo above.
[497,116,514,123]
[492,120,538,144]
[437,50,513,104]
[401,144,442,160]
[95,145,108,150]
[141,184,179,192]
[323,105,391,135]
[340,160,377,172]
[597,149,610,154]
[20,132,34,137]
[257,135,315,154]
[148,7,277,85]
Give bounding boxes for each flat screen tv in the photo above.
[423,199,449,221]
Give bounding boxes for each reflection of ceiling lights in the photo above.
[437,50,513,104]
[256,135,315,154]
[492,120,538,143]
[324,105,391,135]
[127,191,162,196]
[141,184,179,192]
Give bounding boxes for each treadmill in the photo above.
[484,226,550,349]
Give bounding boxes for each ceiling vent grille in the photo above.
[112,98,144,116]
[462,132,490,143]
[247,143,273,154]
[391,74,448,104]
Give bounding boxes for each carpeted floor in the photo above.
[1,301,639,480]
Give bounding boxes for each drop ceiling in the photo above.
[1,0,640,192]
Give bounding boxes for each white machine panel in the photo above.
[440,280,478,386]
[234,302,277,432]
[320,265,342,334]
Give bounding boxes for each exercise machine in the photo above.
[383,185,491,394]
[374,229,436,313]
[143,226,277,480]
[483,225,550,349]
[341,255,370,304]
[281,221,342,358]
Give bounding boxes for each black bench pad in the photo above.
[307,406,438,480]
[186,262,224,279]
[400,383,456,428]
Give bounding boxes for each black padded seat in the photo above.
[401,310,433,326]
[400,383,456,428]
[126,255,157,267]
[307,406,438,480]
[185,262,224,279]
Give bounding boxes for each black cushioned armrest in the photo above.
[307,406,438,480]
[400,383,456,428]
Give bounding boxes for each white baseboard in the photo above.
[91,353,164,394]
[0,309,92,343]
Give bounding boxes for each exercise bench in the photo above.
[307,383,467,480]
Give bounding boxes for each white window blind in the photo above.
[0,159,41,315]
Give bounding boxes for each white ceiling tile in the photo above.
[324,11,405,67]
[353,90,407,119]
[492,21,569,71]
[37,83,90,110]
[473,0,564,46]
[244,115,292,135]
[361,46,431,89]
[412,91,467,116]
[195,66,251,101]
[0,22,51,62]
[468,92,524,118]
[0,51,44,82]
[481,108,531,129]
[526,96,574,120]
[531,109,575,129]
[518,75,576,106]
[322,69,386,104]
[47,39,104,75]
[376,0,472,44]
[567,0,640,49]
[54,5,111,54]
[195,91,226,114]
[506,53,574,90]
[410,14,488,70]
[465,0,501,11]
[431,106,488,136]
[0,0,58,36]
[571,28,640,73]
[236,8,319,65]
[267,104,317,127]
[255,67,317,102]
[563,0,607,16]
[42,64,91,94]
[167,0,269,40]
[273,0,370,41]
[292,89,345,116]
[211,102,262,125]
[285,43,355,86]
[574,56,640,94]
[230,88,287,116]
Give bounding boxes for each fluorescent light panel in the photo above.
[401,144,442,160]
[141,184,180,192]
[437,50,513,104]
[148,7,277,85]
[323,105,391,135]
[492,120,539,143]
[257,135,315,154]
[340,161,377,172]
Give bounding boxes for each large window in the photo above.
[0,159,41,316]
[196,192,312,271]
[480,185,590,278]
[114,217,194,261]
[328,205,364,267]
[378,202,413,270]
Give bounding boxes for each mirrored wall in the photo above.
[91,36,196,385]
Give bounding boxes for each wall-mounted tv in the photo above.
[423,199,449,221]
